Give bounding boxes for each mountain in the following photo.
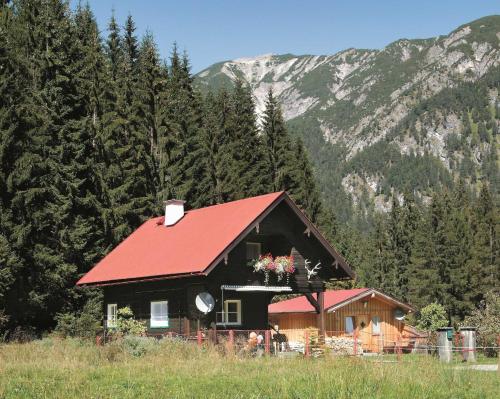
[195,16,500,225]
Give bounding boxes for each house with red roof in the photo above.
[269,288,414,352]
[77,192,353,335]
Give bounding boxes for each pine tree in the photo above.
[290,138,322,222]
[200,89,233,204]
[5,0,85,327]
[101,14,156,243]
[261,88,296,192]
[469,184,499,305]
[408,204,443,310]
[228,80,270,199]
[160,46,209,208]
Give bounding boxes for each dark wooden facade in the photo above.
[103,200,351,334]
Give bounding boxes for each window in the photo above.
[246,242,261,261]
[345,316,355,334]
[372,316,381,335]
[150,301,169,328]
[217,300,242,325]
[107,304,117,328]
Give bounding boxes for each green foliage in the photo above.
[54,294,103,340]
[114,307,147,336]
[121,335,160,357]
[462,290,500,356]
[417,303,449,332]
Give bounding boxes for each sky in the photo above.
[73,0,500,73]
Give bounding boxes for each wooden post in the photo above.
[317,291,325,344]
[397,335,402,362]
[197,330,202,347]
[305,331,310,357]
[183,317,190,338]
[265,330,271,355]
[353,330,358,356]
[228,329,234,350]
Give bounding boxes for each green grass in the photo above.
[0,338,498,399]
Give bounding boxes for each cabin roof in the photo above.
[77,191,353,286]
[268,288,413,314]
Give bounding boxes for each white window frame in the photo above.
[372,316,381,335]
[218,299,242,326]
[107,303,117,328]
[150,300,169,328]
[246,242,261,261]
[345,316,355,335]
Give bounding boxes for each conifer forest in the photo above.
[0,0,498,335]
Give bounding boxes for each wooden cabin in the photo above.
[77,192,353,336]
[269,288,414,352]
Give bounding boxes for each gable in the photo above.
[269,289,413,314]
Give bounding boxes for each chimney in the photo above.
[164,199,185,226]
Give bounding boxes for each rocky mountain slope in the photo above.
[196,16,500,223]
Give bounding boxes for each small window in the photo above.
[246,242,261,261]
[150,301,169,328]
[107,304,117,328]
[217,300,242,325]
[372,316,381,335]
[345,316,355,334]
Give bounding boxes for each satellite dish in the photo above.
[195,292,215,314]
[394,308,406,321]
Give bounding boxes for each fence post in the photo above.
[228,329,234,351]
[353,330,358,356]
[265,330,270,355]
[305,331,310,357]
[396,335,402,361]
[197,330,202,347]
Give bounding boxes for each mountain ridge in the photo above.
[196,15,500,223]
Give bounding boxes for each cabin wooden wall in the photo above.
[270,296,405,350]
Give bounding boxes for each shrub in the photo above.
[121,336,159,357]
[54,296,102,339]
[417,303,448,332]
[462,290,500,357]
[114,307,147,336]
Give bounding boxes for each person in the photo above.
[245,332,258,352]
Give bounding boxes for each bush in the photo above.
[54,296,102,340]
[417,303,448,332]
[114,307,147,336]
[121,336,159,357]
[462,290,500,357]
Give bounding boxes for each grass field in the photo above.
[0,338,498,398]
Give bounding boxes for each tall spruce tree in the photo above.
[291,138,322,222]
[228,80,270,199]
[160,46,209,208]
[261,88,296,193]
[4,0,89,328]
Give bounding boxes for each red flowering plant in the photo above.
[249,254,274,272]
[248,254,294,286]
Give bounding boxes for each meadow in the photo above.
[0,337,498,399]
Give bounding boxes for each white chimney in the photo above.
[164,199,185,226]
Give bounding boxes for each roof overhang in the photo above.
[326,289,414,313]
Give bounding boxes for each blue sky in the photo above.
[73,1,499,73]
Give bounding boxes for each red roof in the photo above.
[77,192,284,286]
[268,289,370,313]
